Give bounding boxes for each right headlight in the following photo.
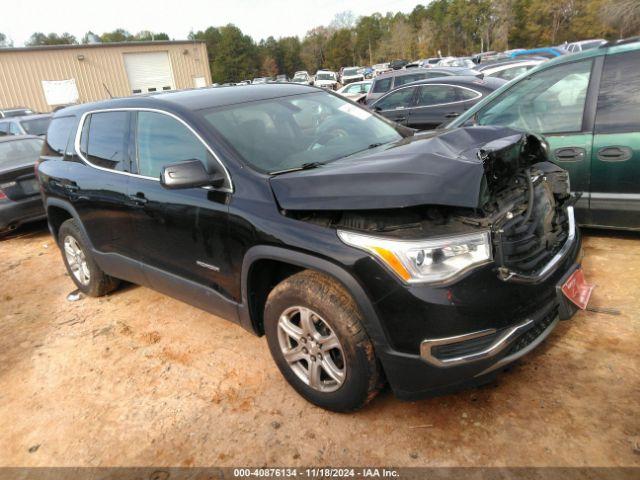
[337,230,492,284]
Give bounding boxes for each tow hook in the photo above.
[498,267,516,282]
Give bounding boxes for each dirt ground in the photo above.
[0,221,638,467]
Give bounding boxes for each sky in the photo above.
[3,0,424,46]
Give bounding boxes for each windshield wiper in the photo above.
[340,142,390,160]
[270,162,325,175]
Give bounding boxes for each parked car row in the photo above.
[0,135,46,234]
[0,113,52,137]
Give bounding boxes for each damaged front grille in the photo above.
[491,167,572,280]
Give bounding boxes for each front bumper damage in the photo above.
[374,226,582,401]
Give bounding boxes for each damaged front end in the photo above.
[274,126,576,286]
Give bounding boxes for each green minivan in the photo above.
[449,38,640,230]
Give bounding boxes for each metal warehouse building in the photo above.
[0,40,212,113]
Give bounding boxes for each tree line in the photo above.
[1,0,638,84]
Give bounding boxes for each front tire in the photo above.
[264,270,382,412]
[58,218,120,297]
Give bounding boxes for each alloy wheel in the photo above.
[277,306,347,392]
[63,235,90,286]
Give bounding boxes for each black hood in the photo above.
[269,126,547,211]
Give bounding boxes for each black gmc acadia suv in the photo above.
[37,84,584,412]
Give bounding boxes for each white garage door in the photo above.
[123,51,175,94]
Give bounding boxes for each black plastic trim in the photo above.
[239,245,389,347]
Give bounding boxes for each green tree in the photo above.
[26,32,77,46]
[191,24,258,83]
[301,26,330,72]
[324,29,355,70]
[354,14,383,64]
[0,32,12,47]
[100,29,133,43]
[134,31,170,41]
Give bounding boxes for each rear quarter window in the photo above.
[43,116,76,157]
[394,73,427,87]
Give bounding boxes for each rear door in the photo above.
[373,86,418,125]
[71,110,139,259]
[408,84,472,130]
[589,49,640,229]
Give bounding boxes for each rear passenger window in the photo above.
[0,123,10,136]
[136,111,210,178]
[595,51,640,134]
[375,87,416,110]
[43,116,76,157]
[415,85,460,106]
[81,111,131,171]
[372,77,392,93]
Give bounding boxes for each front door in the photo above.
[374,86,418,126]
[588,49,640,229]
[126,110,236,319]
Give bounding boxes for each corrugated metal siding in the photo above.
[0,42,211,112]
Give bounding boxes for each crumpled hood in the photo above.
[269,126,547,211]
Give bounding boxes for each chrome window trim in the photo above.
[73,107,233,193]
[376,83,481,112]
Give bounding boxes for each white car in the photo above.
[340,67,364,85]
[314,70,339,90]
[291,72,313,85]
[478,59,545,81]
[335,80,372,104]
[372,63,391,77]
[566,39,606,53]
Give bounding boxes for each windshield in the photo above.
[292,76,307,82]
[20,117,51,136]
[202,91,402,174]
[0,138,43,168]
[343,69,359,76]
[316,73,335,81]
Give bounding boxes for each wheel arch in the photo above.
[239,246,389,349]
[45,198,94,249]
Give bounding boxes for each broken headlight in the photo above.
[337,230,492,284]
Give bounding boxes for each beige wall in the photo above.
[0,42,211,112]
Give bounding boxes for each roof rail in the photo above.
[599,36,640,48]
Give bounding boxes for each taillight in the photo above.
[0,189,6,200]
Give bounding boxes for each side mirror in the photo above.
[160,159,225,190]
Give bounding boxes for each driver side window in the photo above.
[136,111,211,178]
[375,87,416,111]
[477,59,593,134]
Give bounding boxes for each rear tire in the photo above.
[264,270,382,412]
[58,218,119,297]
